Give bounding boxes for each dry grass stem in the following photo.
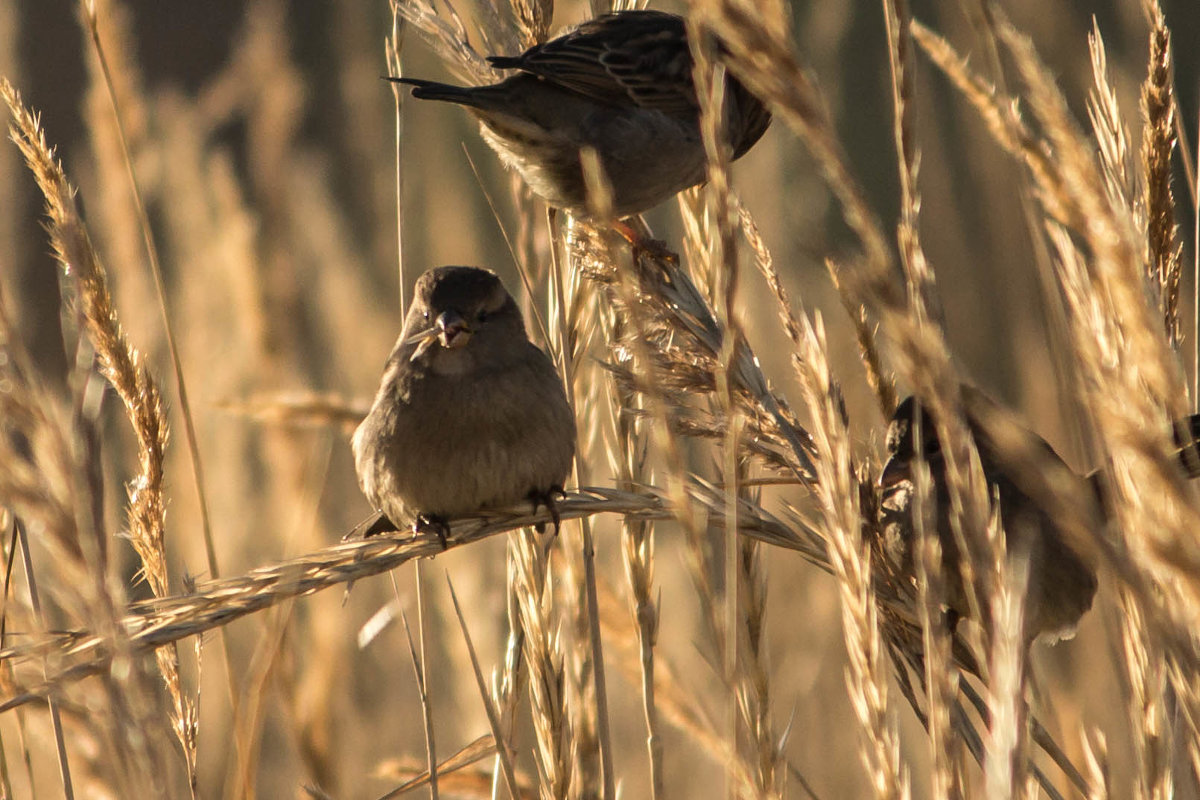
[6,1,1200,796]
[794,313,907,800]
[911,456,957,798]
[510,527,571,799]
[1,76,199,789]
[551,205,615,800]
[0,487,812,706]
[883,0,943,331]
[1119,594,1172,800]
[399,605,440,800]
[16,522,75,800]
[492,555,528,800]
[603,307,663,798]
[1139,0,1183,346]
[445,579,522,800]
[688,20,753,794]
[81,0,221,599]
[982,546,1029,800]
[387,1,408,314]
[372,733,533,799]
[692,0,894,302]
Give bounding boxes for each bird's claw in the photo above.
[612,220,679,266]
[528,486,566,537]
[413,514,451,551]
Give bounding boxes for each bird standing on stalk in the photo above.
[352,266,576,544]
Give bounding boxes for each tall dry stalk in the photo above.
[2,78,197,793]
[1119,594,1172,800]
[510,529,572,800]
[5,0,1200,796]
[795,315,907,800]
[604,311,663,799]
[1139,0,1182,347]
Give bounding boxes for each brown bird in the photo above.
[392,10,771,219]
[878,389,1200,644]
[352,267,576,544]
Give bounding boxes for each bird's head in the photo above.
[881,396,942,488]
[402,267,527,371]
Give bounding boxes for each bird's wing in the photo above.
[488,11,698,115]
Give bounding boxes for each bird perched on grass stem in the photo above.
[879,389,1200,645]
[352,267,576,545]
[392,10,771,219]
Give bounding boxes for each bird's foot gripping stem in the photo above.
[413,513,451,551]
[528,485,567,537]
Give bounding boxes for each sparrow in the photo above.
[878,390,1200,645]
[352,267,576,544]
[393,10,772,219]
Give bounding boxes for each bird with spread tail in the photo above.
[352,267,576,544]
[878,388,1200,645]
[392,10,771,219]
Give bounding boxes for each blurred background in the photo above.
[3,0,1200,796]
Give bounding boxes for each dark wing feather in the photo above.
[488,11,698,115]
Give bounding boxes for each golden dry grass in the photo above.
[2,0,1199,798]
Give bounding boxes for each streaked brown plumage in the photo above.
[393,10,771,218]
[878,390,1098,644]
[352,267,575,541]
[880,389,1200,644]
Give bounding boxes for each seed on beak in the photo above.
[405,326,440,361]
[404,310,475,361]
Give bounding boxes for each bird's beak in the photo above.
[879,456,909,489]
[405,311,474,361]
[435,310,474,349]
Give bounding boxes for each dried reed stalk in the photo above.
[81,0,219,610]
[571,224,818,485]
[1120,594,1173,800]
[688,17,766,795]
[690,0,893,301]
[794,312,908,800]
[552,210,614,799]
[492,552,529,800]
[443,582,523,800]
[1139,0,1182,347]
[880,4,958,793]
[602,308,663,799]
[510,527,572,800]
[982,544,1030,800]
[400,602,441,800]
[2,77,198,790]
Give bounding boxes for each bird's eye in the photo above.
[476,309,489,323]
[423,310,430,320]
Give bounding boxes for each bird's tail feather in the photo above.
[486,55,522,69]
[388,76,488,108]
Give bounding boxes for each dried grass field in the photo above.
[3,0,1200,797]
